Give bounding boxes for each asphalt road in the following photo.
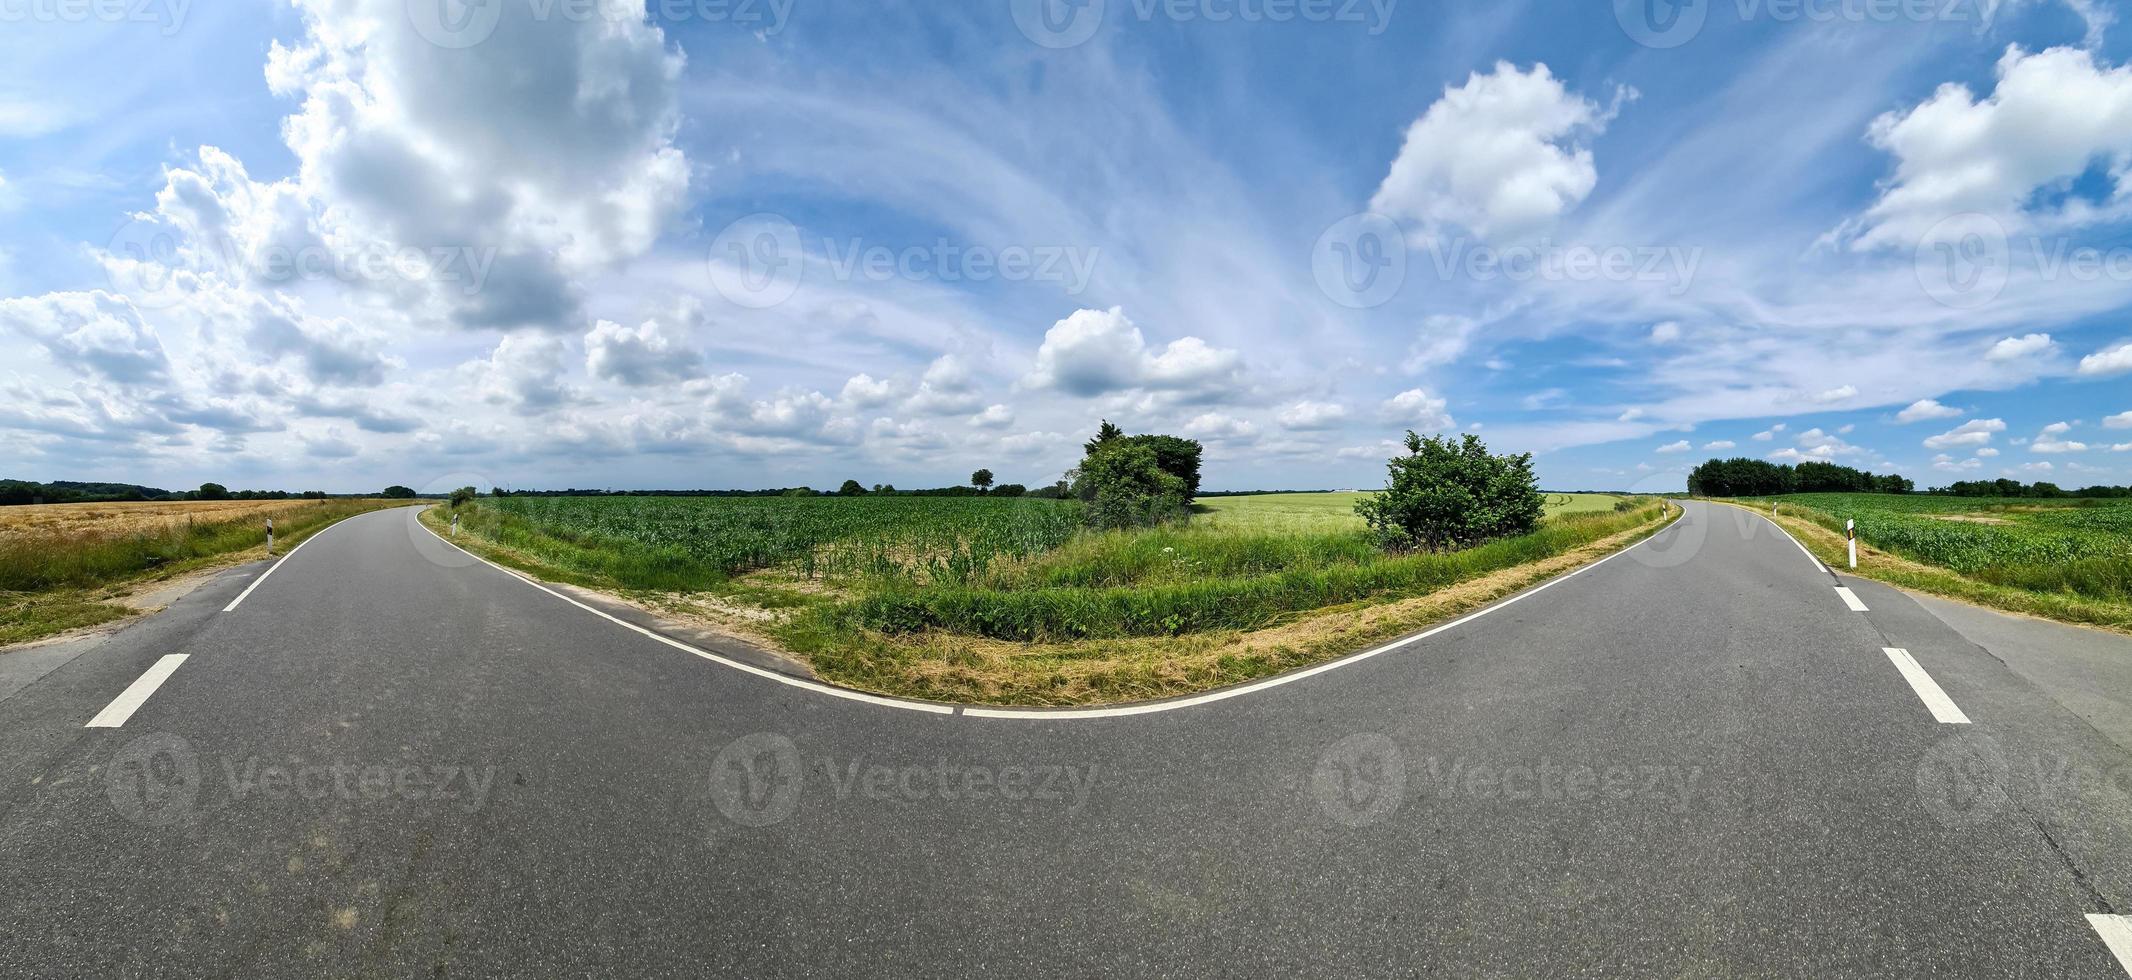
[4,501,2132,978]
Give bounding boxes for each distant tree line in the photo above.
[1686,458,1914,497]
[0,480,339,506]
[1929,479,2131,498]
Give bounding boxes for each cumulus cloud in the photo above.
[474,334,576,413]
[1181,412,1258,442]
[1276,400,1349,430]
[585,314,704,387]
[1656,440,1691,453]
[2105,410,2132,429]
[1649,321,1682,344]
[970,404,1014,429]
[1023,307,1242,400]
[1848,46,2132,247]
[906,354,985,416]
[1704,440,1736,450]
[1370,62,1627,241]
[0,291,170,385]
[1896,398,1964,423]
[1985,333,2054,361]
[2030,421,2089,452]
[1813,385,1858,404]
[1381,388,1455,431]
[1923,418,2007,449]
[840,373,901,409]
[2081,340,2132,376]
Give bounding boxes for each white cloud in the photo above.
[1848,46,2132,248]
[1923,418,2006,449]
[1656,440,1691,453]
[2113,442,2132,452]
[1618,408,1646,422]
[840,374,901,410]
[585,317,702,387]
[970,404,1014,429]
[474,334,576,414]
[2031,421,2089,452]
[1896,398,1964,423]
[2080,340,2132,376]
[1703,440,1736,450]
[1813,385,1858,404]
[1751,429,1775,441]
[1381,388,1455,431]
[0,291,170,386]
[1276,400,1349,430]
[2103,410,2132,429]
[906,354,985,416]
[1932,453,1982,472]
[1977,447,2000,457]
[1181,412,1258,442]
[1769,447,1833,463]
[1649,321,1682,344]
[1985,333,2054,361]
[1370,62,1626,241]
[1023,307,1242,400]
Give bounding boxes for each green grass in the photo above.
[440,492,1671,703]
[1712,493,2132,633]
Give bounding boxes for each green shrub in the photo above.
[1355,432,1544,552]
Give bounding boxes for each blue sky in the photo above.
[1,0,2129,494]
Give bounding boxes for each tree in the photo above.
[991,483,1027,497]
[449,486,477,508]
[490,487,510,498]
[839,479,867,496]
[196,482,231,501]
[971,469,995,492]
[1084,420,1125,455]
[1355,432,1544,552]
[1119,434,1203,499]
[381,485,417,499]
[1073,440,1188,529]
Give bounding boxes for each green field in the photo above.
[437,491,1665,704]
[1725,493,2132,631]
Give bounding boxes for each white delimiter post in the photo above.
[266,517,275,556]
[452,512,460,537]
[1846,519,1857,569]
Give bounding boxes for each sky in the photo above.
[1,0,2130,496]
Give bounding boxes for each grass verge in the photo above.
[1700,498,2132,636]
[430,497,1675,706]
[0,499,413,648]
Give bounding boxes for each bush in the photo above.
[1355,432,1544,552]
[449,486,477,508]
[1074,441,1188,529]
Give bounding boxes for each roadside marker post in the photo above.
[266,517,275,556]
[451,512,460,537]
[1846,519,1857,570]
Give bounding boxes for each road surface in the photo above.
[4,501,2132,977]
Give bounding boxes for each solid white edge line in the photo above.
[1835,586,1870,612]
[415,511,955,715]
[84,654,189,728]
[424,503,1677,722]
[223,514,350,612]
[1883,648,1970,725]
[2088,915,2132,975]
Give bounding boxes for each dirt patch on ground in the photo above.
[1926,513,2012,525]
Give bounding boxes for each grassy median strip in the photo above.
[0,499,409,647]
[1704,495,2132,635]
[427,496,1672,706]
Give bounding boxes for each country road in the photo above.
[6,500,2132,977]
